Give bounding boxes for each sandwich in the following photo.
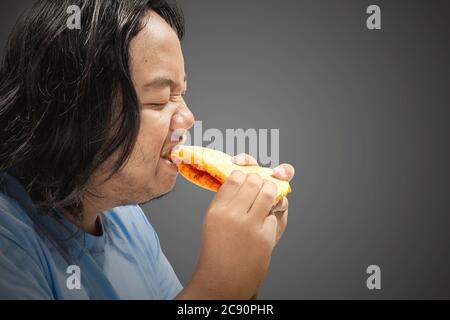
[171,145,291,201]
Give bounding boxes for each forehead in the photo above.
[129,11,185,88]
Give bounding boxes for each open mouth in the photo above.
[161,133,187,165]
[161,145,182,165]
[161,154,174,163]
[161,150,179,171]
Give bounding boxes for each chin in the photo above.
[137,182,175,205]
[146,176,177,200]
[157,179,177,197]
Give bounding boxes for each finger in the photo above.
[274,208,288,243]
[248,180,278,222]
[231,173,264,213]
[210,170,246,207]
[272,163,295,181]
[271,197,288,214]
[231,153,258,166]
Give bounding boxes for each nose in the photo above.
[170,100,195,131]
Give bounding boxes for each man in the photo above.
[0,0,294,299]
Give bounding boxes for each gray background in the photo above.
[1,0,450,299]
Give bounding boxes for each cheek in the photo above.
[131,110,170,166]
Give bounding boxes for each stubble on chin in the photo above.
[138,192,167,206]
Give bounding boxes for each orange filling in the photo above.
[177,163,222,192]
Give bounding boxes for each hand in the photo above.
[231,153,295,244]
[177,153,295,300]
[234,154,295,301]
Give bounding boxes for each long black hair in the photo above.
[0,0,184,218]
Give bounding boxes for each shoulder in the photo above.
[0,190,52,297]
[0,173,44,253]
[0,191,43,254]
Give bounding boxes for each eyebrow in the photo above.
[143,75,187,90]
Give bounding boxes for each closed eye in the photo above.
[145,103,167,110]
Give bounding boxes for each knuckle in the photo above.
[228,170,245,185]
[261,181,277,200]
[261,190,276,202]
[246,173,263,189]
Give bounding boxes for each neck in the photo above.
[60,172,126,235]
[60,196,111,236]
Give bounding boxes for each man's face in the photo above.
[89,11,193,206]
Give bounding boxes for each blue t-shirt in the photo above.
[0,173,182,299]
